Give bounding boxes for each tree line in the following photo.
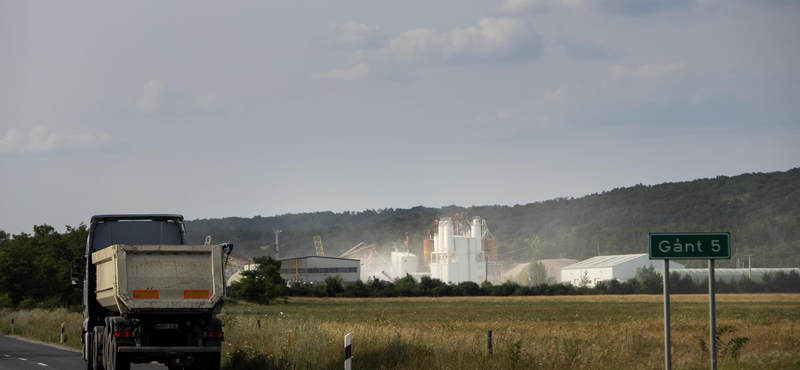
[228,256,800,303]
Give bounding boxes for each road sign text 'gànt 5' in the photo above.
[649,233,731,260]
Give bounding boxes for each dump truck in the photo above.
[71,214,229,370]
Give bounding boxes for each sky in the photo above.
[1,0,799,234]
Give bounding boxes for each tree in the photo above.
[229,256,286,304]
[635,265,663,294]
[0,224,87,307]
[526,259,552,286]
[579,270,591,287]
[324,275,344,297]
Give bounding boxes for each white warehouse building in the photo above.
[279,256,360,284]
[561,254,684,287]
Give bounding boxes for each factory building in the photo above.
[390,251,428,280]
[673,268,800,283]
[561,254,684,287]
[279,256,360,284]
[428,216,502,284]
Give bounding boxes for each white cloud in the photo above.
[138,78,164,113]
[329,22,387,49]
[197,93,218,109]
[545,87,568,103]
[379,17,543,64]
[500,0,547,13]
[311,64,371,81]
[613,62,685,79]
[0,126,111,154]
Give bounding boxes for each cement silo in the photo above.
[429,215,501,284]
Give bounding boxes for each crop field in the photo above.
[220,294,800,370]
[2,294,800,370]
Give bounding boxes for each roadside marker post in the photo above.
[487,330,493,357]
[61,322,65,343]
[649,232,730,370]
[10,318,13,334]
[344,333,352,370]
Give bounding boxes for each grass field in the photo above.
[3,294,800,369]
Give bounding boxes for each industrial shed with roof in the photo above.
[227,256,361,286]
[560,254,685,287]
[279,256,361,284]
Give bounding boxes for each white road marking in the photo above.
[37,363,48,367]
[3,354,11,357]
[19,358,27,361]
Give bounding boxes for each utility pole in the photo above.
[745,255,752,278]
[597,241,600,256]
[274,228,282,260]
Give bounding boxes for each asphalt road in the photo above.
[0,335,164,370]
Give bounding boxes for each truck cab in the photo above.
[74,214,224,370]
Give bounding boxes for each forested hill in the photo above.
[185,168,800,268]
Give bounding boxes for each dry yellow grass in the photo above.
[221,294,800,370]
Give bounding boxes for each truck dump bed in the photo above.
[93,245,225,314]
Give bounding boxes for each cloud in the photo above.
[138,78,164,113]
[500,0,551,13]
[613,62,685,79]
[197,93,218,109]
[0,126,111,154]
[564,39,623,61]
[379,17,543,64]
[311,64,371,81]
[500,0,694,15]
[545,87,568,103]
[329,22,387,49]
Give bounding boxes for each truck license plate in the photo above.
[156,323,179,330]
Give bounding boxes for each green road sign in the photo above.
[649,233,731,260]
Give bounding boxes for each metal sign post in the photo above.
[649,232,731,370]
[344,333,352,370]
[709,259,717,370]
[663,259,671,370]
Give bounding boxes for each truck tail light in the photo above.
[203,331,224,339]
[114,331,134,338]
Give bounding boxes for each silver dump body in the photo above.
[93,245,225,314]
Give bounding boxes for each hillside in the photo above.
[185,168,800,268]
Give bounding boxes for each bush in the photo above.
[229,256,286,304]
[280,270,795,299]
[0,293,13,309]
[17,297,37,310]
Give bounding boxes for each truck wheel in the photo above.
[202,353,221,370]
[85,332,93,370]
[110,340,130,370]
[92,327,105,370]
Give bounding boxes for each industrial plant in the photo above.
[225,214,505,285]
[369,214,504,284]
